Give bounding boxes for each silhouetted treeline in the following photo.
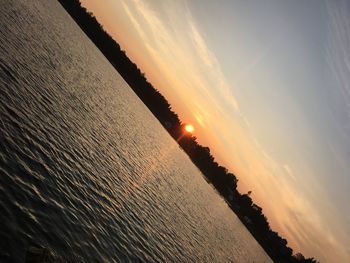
[58,1,318,262]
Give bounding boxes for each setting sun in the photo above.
[184,124,194,133]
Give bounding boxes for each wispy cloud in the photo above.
[188,21,215,67]
[187,19,239,111]
[325,0,350,137]
[121,1,145,40]
[122,0,239,125]
[283,164,296,181]
[226,128,350,262]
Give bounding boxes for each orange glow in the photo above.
[184,124,195,133]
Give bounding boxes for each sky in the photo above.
[79,0,350,261]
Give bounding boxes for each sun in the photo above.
[184,124,194,133]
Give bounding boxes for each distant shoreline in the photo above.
[57,1,318,262]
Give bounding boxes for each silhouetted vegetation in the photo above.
[58,1,319,262]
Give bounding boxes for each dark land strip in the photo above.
[57,1,318,262]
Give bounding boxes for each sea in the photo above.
[0,0,272,262]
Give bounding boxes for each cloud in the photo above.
[283,164,296,181]
[265,157,350,262]
[187,19,239,111]
[188,22,215,67]
[229,130,350,262]
[122,0,239,121]
[325,0,350,138]
[121,1,145,41]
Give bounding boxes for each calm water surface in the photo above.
[0,0,272,262]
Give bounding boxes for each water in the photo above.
[0,0,272,262]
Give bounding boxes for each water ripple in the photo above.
[0,0,272,262]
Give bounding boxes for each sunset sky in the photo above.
[79,0,350,261]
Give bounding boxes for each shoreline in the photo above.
[56,1,318,262]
